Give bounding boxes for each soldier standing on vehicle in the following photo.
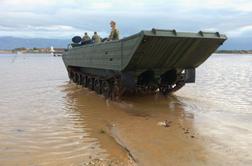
[92,32,101,43]
[82,32,91,45]
[109,21,119,41]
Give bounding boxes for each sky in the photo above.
[0,0,252,39]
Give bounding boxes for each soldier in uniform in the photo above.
[82,32,91,45]
[92,32,101,43]
[108,21,119,41]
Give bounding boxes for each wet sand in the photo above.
[0,54,251,166]
[69,86,251,166]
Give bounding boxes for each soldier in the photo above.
[109,21,119,41]
[82,32,91,45]
[92,32,101,43]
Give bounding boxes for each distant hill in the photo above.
[0,36,70,50]
[0,36,251,50]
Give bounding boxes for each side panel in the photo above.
[63,30,227,79]
[63,41,122,71]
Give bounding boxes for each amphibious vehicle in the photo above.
[62,29,227,99]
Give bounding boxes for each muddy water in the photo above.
[0,54,251,166]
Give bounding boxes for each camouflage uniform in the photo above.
[82,34,91,42]
[92,34,101,43]
[109,29,119,41]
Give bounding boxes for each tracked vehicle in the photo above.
[62,29,227,99]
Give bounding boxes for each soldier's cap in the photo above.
[110,21,116,25]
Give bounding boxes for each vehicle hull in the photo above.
[62,29,227,99]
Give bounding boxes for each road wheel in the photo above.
[87,77,94,90]
[69,71,74,81]
[73,72,77,83]
[101,80,110,99]
[82,75,87,87]
[77,73,81,85]
[111,80,120,100]
[94,79,101,94]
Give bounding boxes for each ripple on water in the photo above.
[1,54,252,165]
[0,55,109,165]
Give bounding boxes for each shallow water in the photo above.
[0,54,251,165]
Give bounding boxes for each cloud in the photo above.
[227,25,252,37]
[0,0,251,38]
[0,24,108,38]
[90,2,113,10]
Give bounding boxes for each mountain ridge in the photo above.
[0,36,251,50]
[0,36,70,50]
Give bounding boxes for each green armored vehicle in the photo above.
[62,29,227,99]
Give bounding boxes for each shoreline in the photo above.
[1,50,252,55]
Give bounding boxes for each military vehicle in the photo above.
[62,29,227,99]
